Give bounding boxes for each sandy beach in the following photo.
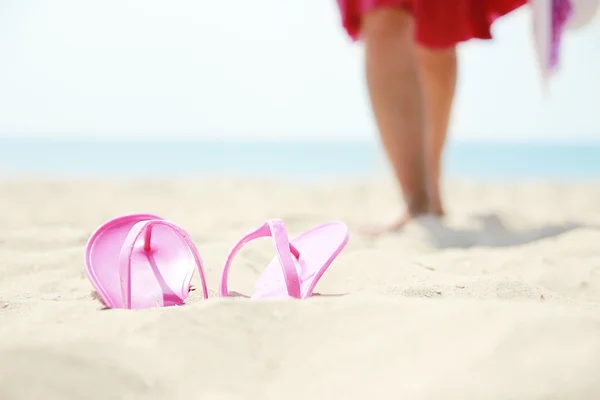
[1,178,600,399]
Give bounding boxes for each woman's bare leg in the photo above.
[361,7,429,234]
[415,45,457,216]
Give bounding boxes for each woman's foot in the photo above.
[428,190,445,218]
[360,212,421,237]
[360,195,441,237]
[361,208,444,237]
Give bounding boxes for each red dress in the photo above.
[337,0,528,48]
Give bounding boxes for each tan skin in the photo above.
[360,7,457,236]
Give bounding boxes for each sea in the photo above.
[1,138,600,181]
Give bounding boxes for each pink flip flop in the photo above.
[219,219,349,299]
[85,214,208,309]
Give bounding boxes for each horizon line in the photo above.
[2,136,600,145]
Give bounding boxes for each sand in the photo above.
[1,178,600,399]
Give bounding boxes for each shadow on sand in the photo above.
[419,213,598,249]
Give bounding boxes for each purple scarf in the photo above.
[550,0,573,70]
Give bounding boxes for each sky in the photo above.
[0,0,599,142]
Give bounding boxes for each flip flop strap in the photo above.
[219,219,301,298]
[118,220,208,308]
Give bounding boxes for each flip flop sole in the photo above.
[85,214,161,308]
[252,222,349,299]
[85,214,206,309]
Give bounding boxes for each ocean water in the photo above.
[1,139,600,181]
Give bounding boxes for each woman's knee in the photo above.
[360,7,414,41]
[416,45,457,66]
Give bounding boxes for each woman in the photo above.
[337,0,527,235]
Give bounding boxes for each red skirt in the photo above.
[337,0,528,48]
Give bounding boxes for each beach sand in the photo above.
[1,178,600,399]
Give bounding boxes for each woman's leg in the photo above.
[415,45,457,216]
[361,7,429,234]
